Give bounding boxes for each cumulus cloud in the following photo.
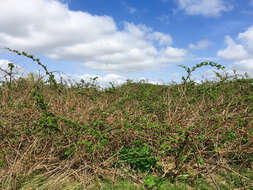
[175,0,232,17]
[217,36,248,60]
[147,31,172,46]
[238,26,253,54]
[217,25,253,75]
[0,59,26,81]
[0,0,186,73]
[189,40,212,50]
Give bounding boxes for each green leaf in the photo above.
[64,146,75,157]
[144,176,156,188]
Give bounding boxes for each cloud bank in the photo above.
[0,0,186,73]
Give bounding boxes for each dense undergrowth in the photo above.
[0,49,253,189]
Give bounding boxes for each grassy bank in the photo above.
[0,49,253,189]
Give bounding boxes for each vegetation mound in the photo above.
[0,49,252,189]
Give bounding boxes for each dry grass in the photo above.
[0,51,253,189]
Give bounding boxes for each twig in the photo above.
[205,160,250,181]
[189,134,220,190]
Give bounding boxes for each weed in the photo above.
[0,49,253,189]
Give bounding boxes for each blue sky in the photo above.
[0,0,253,86]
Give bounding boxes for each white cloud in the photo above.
[64,73,163,88]
[217,25,253,75]
[189,40,212,50]
[71,73,126,87]
[234,59,253,71]
[0,0,186,73]
[147,32,172,46]
[0,60,10,70]
[0,59,163,87]
[157,47,186,63]
[175,0,232,17]
[238,26,253,54]
[217,36,248,60]
[0,59,26,80]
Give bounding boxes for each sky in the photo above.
[0,0,253,86]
